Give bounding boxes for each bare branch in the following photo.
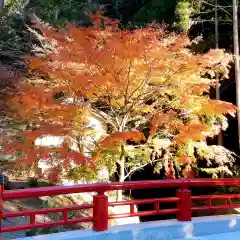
[124,159,160,180]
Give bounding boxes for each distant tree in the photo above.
[27,0,99,27]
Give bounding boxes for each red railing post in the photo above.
[93,191,108,231]
[177,187,191,221]
[0,175,4,234]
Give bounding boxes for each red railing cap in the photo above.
[3,178,240,200]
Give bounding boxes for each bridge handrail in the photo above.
[1,178,240,232]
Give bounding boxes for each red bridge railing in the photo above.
[1,178,240,233]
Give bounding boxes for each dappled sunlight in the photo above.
[131,226,174,240]
[183,222,194,238]
[229,218,237,228]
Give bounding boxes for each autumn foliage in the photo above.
[3,12,236,181]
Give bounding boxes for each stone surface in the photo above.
[2,209,27,239]
[109,204,139,225]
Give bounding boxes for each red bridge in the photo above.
[1,178,240,233]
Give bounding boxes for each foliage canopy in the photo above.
[2,12,236,185]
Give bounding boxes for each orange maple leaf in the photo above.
[176,155,195,165]
[150,110,183,135]
[99,131,145,148]
[174,124,209,146]
[182,164,196,179]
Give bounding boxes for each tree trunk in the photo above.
[215,0,223,146]
[233,0,240,149]
[31,152,39,178]
[116,145,125,201]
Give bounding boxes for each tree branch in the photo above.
[90,108,118,131]
[124,159,160,180]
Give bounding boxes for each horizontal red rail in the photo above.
[3,179,240,200]
[108,197,179,207]
[3,203,94,218]
[191,193,240,212]
[1,178,240,233]
[1,217,93,233]
[192,194,240,200]
[108,209,179,219]
[192,205,240,211]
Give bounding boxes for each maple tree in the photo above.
[2,12,237,199]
